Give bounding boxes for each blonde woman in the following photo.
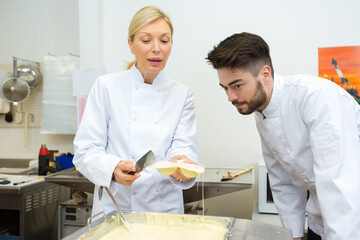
[73,6,198,217]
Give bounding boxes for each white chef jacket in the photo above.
[73,65,198,217]
[255,74,360,239]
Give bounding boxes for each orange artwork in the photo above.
[318,46,360,104]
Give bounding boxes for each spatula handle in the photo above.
[232,166,254,178]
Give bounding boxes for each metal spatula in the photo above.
[103,186,132,231]
[125,150,154,175]
[220,166,254,182]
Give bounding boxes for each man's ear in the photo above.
[261,65,272,84]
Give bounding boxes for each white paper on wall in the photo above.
[41,55,80,134]
[72,67,105,97]
[72,67,105,126]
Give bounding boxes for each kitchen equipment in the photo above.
[4,101,13,122]
[65,211,235,240]
[0,179,11,185]
[0,158,37,175]
[63,210,293,240]
[1,57,30,104]
[12,180,32,186]
[55,153,75,171]
[24,112,28,147]
[258,159,277,214]
[221,167,254,182]
[17,63,42,89]
[126,150,154,175]
[59,199,92,239]
[103,186,131,231]
[38,144,62,175]
[0,175,71,240]
[1,57,30,123]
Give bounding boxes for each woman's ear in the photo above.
[128,38,134,54]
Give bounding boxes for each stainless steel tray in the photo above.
[63,210,235,240]
[62,211,293,240]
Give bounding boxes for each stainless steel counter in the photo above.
[45,168,95,194]
[0,174,71,240]
[45,167,254,204]
[231,219,293,239]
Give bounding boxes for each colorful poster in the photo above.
[318,46,360,104]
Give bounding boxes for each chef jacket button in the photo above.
[156,188,159,192]
[135,86,139,90]
[132,191,136,195]
[154,121,158,124]
[133,117,137,121]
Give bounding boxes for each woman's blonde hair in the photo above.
[126,6,174,70]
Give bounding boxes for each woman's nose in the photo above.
[152,41,160,53]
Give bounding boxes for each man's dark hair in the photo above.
[206,32,274,78]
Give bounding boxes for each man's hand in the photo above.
[170,155,195,181]
[113,160,140,186]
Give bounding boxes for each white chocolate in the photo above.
[152,160,204,177]
[78,212,229,240]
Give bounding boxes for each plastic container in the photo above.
[55,154,74,170]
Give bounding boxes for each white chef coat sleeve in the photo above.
[73,79,120,188]
[303,85,360,240]
[166,88,198,162]
[166,88,198,189]
[261,138,307,238]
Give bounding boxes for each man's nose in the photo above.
[227,89,238,102]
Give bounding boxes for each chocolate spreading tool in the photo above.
[103,186,132,231]
[221,166,254,182]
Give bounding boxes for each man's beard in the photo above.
[232,80,267,115]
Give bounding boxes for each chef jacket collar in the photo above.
[259,74,282,119]
[130,64,166,87]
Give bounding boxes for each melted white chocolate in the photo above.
[78,212,229,240]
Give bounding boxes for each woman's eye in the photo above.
[161,39,169,43]
[142,39,150,43]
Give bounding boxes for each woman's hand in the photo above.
[170,155,195,181]
[113,160,140,186]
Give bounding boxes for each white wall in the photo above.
[0,0,79,158]
[79,0,360,169]
[78,0,360,218]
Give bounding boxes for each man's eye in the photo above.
[234,84,242,89]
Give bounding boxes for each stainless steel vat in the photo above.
[62,210,293,240]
